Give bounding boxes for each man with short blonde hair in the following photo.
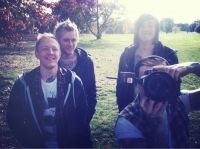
[7,33,88,148]
[54,19,97,147]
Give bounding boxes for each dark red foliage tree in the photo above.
[0,0,57,47]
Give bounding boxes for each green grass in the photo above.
[0,32,200,148]
[80,33,200,148]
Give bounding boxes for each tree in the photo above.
[176,23,190,32]
[0,0,57,46]
[190,20,200,32]
[83,0,118,39]
[190,23,196,32]
[172,25,180,33]
[195,24,200,33]
[53,0,119,39]
[52,0,94,32]
[160,18,174,33]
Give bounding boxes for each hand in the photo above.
[153,62,200,81]
[140,97,168,118]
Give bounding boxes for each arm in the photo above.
[86,58,97,123]
[118,122,167,148]
[73,77,90,147]
[116,99,168,148]
[189,89,200,111]
[183,89,200,111]
[153,62,200,80]
[7,79,26,145]
[115,116,147,148]
[74,78,88,126]
[163,46,179,65]
[116,51,135,112]
[153,62,200,111]
[116,52,126,112]
[139,97,168,147]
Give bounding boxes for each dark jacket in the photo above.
[116,41,179,112]
[60,48,97,123]
[7,67,90,148]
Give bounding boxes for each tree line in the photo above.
[0,0,200,46]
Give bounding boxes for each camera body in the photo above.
[120,70,180,103]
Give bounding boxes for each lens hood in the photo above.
[143,71,180,102]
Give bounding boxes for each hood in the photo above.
[75,48,90,61]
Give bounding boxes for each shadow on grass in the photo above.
[0,75,13,92]
[0,47,33,56]
[0,42,35,56]
[78,39,116,50]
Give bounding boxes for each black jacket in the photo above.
[116,41,179,112]
[60,48,97,123]
[7,67,90,148]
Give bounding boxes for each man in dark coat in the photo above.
[7,33,88,148]
[54,19,97,147]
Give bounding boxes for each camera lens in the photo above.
[143,72,180,102]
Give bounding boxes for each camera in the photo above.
[120,70,180,103]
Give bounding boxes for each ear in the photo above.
[35,50,39,59]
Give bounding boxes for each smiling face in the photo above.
[35,37,61,69]
[138,19,157,43]
[58,30,78,55]
[134,14,159,45]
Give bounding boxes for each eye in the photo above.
[41,48,49,51]
[63,38,77,42]
[52,48,58,51]
[71,39,76,42]
[64,39,70,42]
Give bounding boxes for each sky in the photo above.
[118,0,200,24]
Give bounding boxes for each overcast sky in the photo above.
[118,0,200,24]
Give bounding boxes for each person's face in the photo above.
[58,30,78,55]
[138,19,157,43]
[35,38,61,69]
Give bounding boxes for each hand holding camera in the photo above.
[140,97,168,119]
[120,69,180,103]
[153,62,200,80]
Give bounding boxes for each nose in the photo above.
[49,48,54,54]
[143,25,150,32]
[68,40,73,46]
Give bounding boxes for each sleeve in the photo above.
[115,117,144,140]
[116,51,135,112]
[163,47,179,65]
[7,79,26,145]
[73,77,91,147]
[179,92,191,113]
[85,58,97,123]
[74,77,88,125]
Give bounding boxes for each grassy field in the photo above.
[0,32,200,148]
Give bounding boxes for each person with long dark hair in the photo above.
[116,14,178,112]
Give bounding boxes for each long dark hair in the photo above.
[133,14,159,46]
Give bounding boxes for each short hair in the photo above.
[35,33,58,51]
[54,19,79,40]
[135,55,169,77]
[133,14,159,46]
